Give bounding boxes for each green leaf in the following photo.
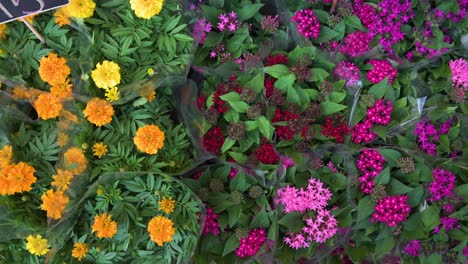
[304,89,320,100]
[389,179,413,195]
[203,32,224,47]
[347,246,368,262]
[320,102,347,115]
[344,15,364,30]
[357,196,376,222]
[455,184,468,202]
[247,73,264,93]
[222,234,240,256]
[421,205,440,231]
[330,91,346,103]
[228,206,242,227]
[368,78,389,99]
[237,4,264,21]
[407,186,424,207]
[274,74,296,92]
[311,68,329,82]
[228,152,248,163]
[373,125,388,141]
[264,64,290,78]
[286,86,300,104]
[378,149,402,167]
[250,207,270,228]
[278,212,304,233]
[229,101,250,113]
[375,237,394,258]
[317,26,341,42]
[374,166,390,185]
[222,138,236,153]
[220,92,242,102]
[256,116,274,141]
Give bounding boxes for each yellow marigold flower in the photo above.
[0,24,8,39]
[130,0,165,19]
[51,169,74,191]
[40,189,69,219]
[83,98,114,126]
[146,90,156,102]
[147,216,175,246]
[0,144,12,168]
[72,242,88,261]
[91,61,121,90]
[18,14,37,24]
[64,0,96,18]
[50,79,72,98]
[105,87,120,102]
[38,53,70,86]
[63,147,88,174]
[92,142,108,158]
[25,235,49,256]
[133,124,165,155]
[158,196,175,214]
[54,8,71,27]
[92,213,118,239]
[1,162,37,195]
[34,93,63,120]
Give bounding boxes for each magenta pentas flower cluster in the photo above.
[217,12,239,32]
[433,216,460,234]
[234,228,267,258]
[371,195,411,227]
[202,207,220,236]
[334,61,360,87]
[275,178,332,213]
[403,240,421,257]
[193,18,212,45]
[291,9,320,39]
[356,149,385,194]
[353,0,377,29]
[352,99,393,144]
[428,167,456,202]
[413,119,452,156]
[366,59,397,84]
[340,31,373,58]
[449,58,468,90]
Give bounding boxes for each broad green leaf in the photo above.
[278,212,304,233]
[344,15,364,30]
[237,4,264,21]
[311,68,329,82]
[357,196,376,222]
[220,92,242,102]
[378,149,402,167]
[368,78,389,99]
[374,166,390,185]
[222,234,240,256]
[229,101,250,113]
[320,102,347,115]
[221,138,236,153]
[247,73,264,93]
[256,116,274,141]
[274,74,296,91]
[421,205,440,231]
[264,64,290,78]
[389,179,413,194]
[375,237,394,258]
[250,207,270,228]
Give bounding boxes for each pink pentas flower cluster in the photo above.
[415,40,450,59]
[193,18,212,45]
[366,99,393,125]
[334,61,360,87]
[413,120,439,155]
[234,228,267,258]
[371,195,411,227]
[202,207,220,236]
[449,58,468,90]
[340,31,373,58]
[353,1,377,29]
[428,167,456,202]
[217,12,239,32]
[433,216,460,234]
[291,9,320,39]
[275,178,332,213]
[403,240,421,256]
[302,209,338,243]
[366,59,397,84]
[352,99,393,144]
[356,149,385,194]
[283,232,309,249]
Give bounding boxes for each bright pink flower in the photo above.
[235,229,267,258]
[275,178,332,213]
[291,9,320,39]
[334,61,360,87]
[217,12,239,32]
[449,58,468,89]
[433,216,460,234]
[340,31,373,57]
[284,232,310,249]
[202,207,220,236]
[414,120,438,156]
[428,167,456,202]
[356,149,385,194]
[366,99,393,125]
[351,119,376,144]
[193,18,212,44]
[367,59,397,84]
[371,195,411,227]
[403,240,420,256]
[302,209,338,243]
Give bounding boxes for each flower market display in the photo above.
[0,0,467,263]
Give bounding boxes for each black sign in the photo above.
[0,0,70,24]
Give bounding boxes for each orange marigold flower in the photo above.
[0,24,8,39]
[133,124,165,154]
[1,162,37,195]
[0,144,12,168]
[63,147,88,174]
[57,132,69,147]
[40,189,69,219]
[92,142,108,158]
[83,98,114,126]
[147,216,175,246]
[38,53,70,86]
[51,169,74,191]
[50,79,72,98]
[54,8,71,27]
[72,242,88,261]
[12,85,30,100]
[158,196,175,214]
[34,93,63,120]
[145,90,156,102]
[92,213,118,238]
